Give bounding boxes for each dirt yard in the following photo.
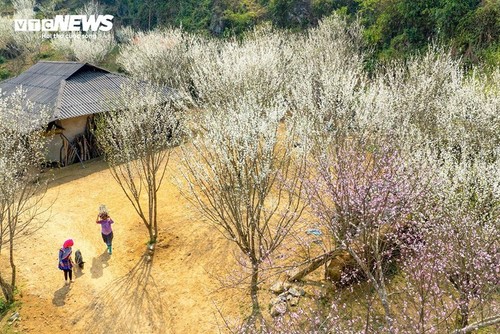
[1,152,254,333]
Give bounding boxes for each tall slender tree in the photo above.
[0,88,48,304]
[94,83,184,245]
[180,94,307,325]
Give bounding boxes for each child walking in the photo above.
[96,205,114,254]
[58,239,74,284]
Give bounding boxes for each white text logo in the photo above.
[14,15,114,32]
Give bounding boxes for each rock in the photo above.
[283,282,292,291]
[8,312,19,324]
[289,297,300,306]
[270,295,286,306]
[270,297,280,305]
[270,301,287,317]
[270,282,285,294]
[277,292,289,301]
[288,287,305,297]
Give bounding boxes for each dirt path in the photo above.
[2,154,247,333]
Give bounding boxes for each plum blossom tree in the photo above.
[0,88,48,304]
[303,136,428,332]
[51,33,115,64]
[436,157,498,327]
[94,83,184,245]
[180,94,307,325]
[0,0,41,59]
[117,28,195,90]
[50,1,116,64]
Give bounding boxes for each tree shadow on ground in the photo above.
[73,251,172,333]
[44,157,109,189]
[52,284,70,307]
[90,250,110,279]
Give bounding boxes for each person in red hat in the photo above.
[58,239,74,284]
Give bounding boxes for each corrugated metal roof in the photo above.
[0,61,126,121]
[0,62,85,112]
[0,62,84,121]
[56,71,128,119]
[0,61,172,122]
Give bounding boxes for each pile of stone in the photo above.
[269,281,305,317]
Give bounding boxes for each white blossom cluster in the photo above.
[0,0,41,56]
[113,14,498,331]
[117,28,195,89]
[0,86,47,246]
[49,1,116,63]
[50,31,115,64]
[95,82,183,166]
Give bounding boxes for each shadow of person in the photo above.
[90,250,110,279]
[52,284,70,307]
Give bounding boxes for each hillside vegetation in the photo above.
[0,0,499,76]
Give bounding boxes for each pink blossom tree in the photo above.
[303,136,428,332]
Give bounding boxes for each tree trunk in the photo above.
[457,291,469,329]
[0,274,14,304]
[9,237,16,299]
[348,248,394,333]
[288,249,344,282]
[375,250,394,333]
[148,225,155,245]
[148,160,158,245]
[377,281,394,333]
[152,176,158,244]
[248,261,261,324]
[7,210,17,304]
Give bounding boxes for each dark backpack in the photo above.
[75,249,85,269]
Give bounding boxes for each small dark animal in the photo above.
[75,249,85,269]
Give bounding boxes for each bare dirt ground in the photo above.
[0,152,252,333]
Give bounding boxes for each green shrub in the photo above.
[0,67,11,80]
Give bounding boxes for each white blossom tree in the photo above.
[180,94,307,325]
[50,1,116,64]
[94,83,184,245]
[51,32,115,64]
[117,28,195,90]
[0,88,48,304]
[0,0,41,59]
